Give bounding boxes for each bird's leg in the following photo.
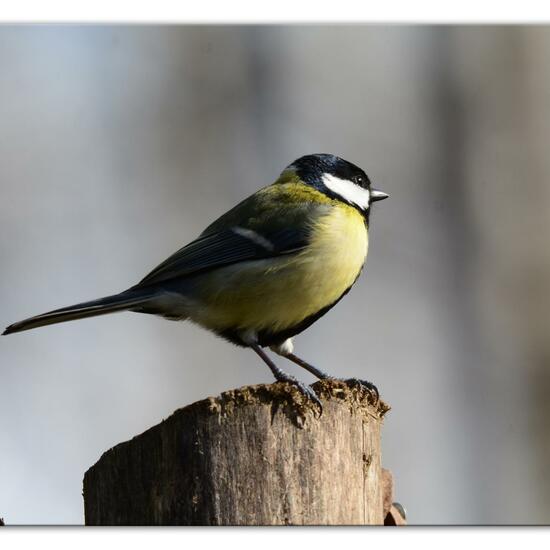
[284,352,330,380]
[269,338,329,377]
[271,339,380,402]
[250,343,322,412]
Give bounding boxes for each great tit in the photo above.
[3,153,388,408]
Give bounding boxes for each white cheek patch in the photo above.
[322,173,370,210]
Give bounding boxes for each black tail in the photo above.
[3,290,155,335]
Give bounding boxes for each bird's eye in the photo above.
[354,175,364,186]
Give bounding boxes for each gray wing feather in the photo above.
[136,226,311,287]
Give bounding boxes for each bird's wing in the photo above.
[136,183,332,287]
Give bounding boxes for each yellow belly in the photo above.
[192,204,368,334]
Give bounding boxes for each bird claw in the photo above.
[275,373,323,415]
[299,382,323,415]
[342,377,380,402]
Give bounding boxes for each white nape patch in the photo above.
[232,227,274,251]
[322,173,370,210]
[270,338,294,357]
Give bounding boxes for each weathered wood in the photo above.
[83,379,391,525]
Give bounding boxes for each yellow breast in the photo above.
[193,204,368,334]
[299,203,368,306]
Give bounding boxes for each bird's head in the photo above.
[284,153,388,213]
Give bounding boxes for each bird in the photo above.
[3,153,388,409]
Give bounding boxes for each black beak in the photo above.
[370,189,389,202]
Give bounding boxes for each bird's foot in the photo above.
[274,372,323,415]
[249,343,323,415]
[280,352,379,402]
[340,377,380,403]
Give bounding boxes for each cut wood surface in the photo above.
[83,379,392,525]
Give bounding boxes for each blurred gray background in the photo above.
[1,25,549,525]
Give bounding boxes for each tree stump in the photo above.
[83,379,392,525]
